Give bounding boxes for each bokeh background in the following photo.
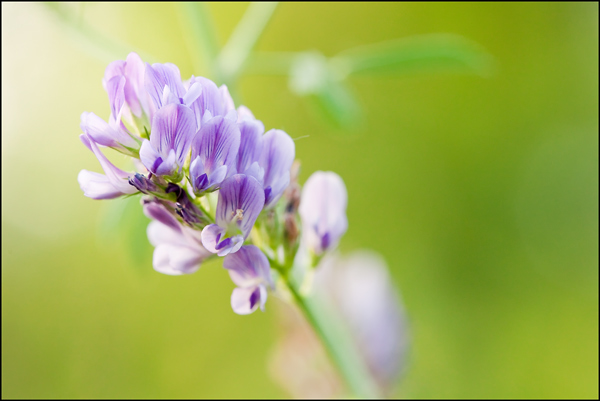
[2,2,598,398]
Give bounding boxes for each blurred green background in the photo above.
[2,2,598,398]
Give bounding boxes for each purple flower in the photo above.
[258,129,295,208]
[103,52,150,120]
[77,134,137,199]
[80,110,139,155]
[187,77,236,128]
[144,62,186,111]
[144,201,211,275]
[223,245,273,314]
[189,115,240,194]
[315,251,408,392]
[298,171,348,255]
[201,174,265,256]
[139,103,196,179]
[235,118,265,181]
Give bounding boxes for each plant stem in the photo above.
[216,2,279,85]
[283,274,380,399]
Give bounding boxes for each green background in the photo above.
[2,2,598,398]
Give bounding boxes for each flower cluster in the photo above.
[78,53,348,314]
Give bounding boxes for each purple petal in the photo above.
[236,105,255,122]
[106,75,126,122]
[215,174,265,238]
[236,119,264,175]
[77,170,123,200]
[102,60,125,90]
[230,286,262,315]
[80,111,138,149]
[223,245,272,287]
[143,201,182,233]
[80,134,136,195]
[201,224,226,253]
[220,84,236,113]
[299,171,348,255]
[190,116,240,182]
[188,77,226,127]
[144,62,185,110]
[152,243,204,275]
[150,103,196,168]
[259,129,295,208]
[124,52,147,117]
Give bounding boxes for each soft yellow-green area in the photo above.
[2,2,598,399]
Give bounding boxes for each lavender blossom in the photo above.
[139,103,196,179]
[298,171,348,255]
[258,129,295,208]
[78,134,137,199]
[223,245,273,314]
[201,174,265,256]
[103,52,150,121]
[144,201,211,275]
[234,118,265,181]
[189,116,241,194]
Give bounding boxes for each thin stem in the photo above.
[282,272,380,398]
[42,2,155,63]
[178,2,221,81]
[216,2,278,85]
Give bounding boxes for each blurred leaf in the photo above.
[332,33,496,78]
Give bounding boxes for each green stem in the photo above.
[282,272,380,398]
[216,2,278,85]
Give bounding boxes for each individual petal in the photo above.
[106,75,126,122]
[223,245,272,287]
[190,116,240,187]
[230,286,262,315]
[215,174,265,238]
[298,171,348,255]
[102,60,125,90]
[80,111,138,149]
[236,105,255,122]
[77,170,123,200]
[182,81,202,107]
[143,201,182,233]
[220,84,236,113]
[236,119,264,175]
[144,62,186,110]
[150,103,196,168]
[201,224,226,254]
[124,52,148,117]
[259,129,295,208]
[139,139,162,175]
[244,161,264,183]
[80,134,136,195]
[153,243,203,275]
[188,76,226,127]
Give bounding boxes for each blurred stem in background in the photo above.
[44,2,495,397]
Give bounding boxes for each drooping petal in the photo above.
[80,111,138,149]
[230,286,262,315]
[147,220,208,275]
[143,201,182,233]
[144,62,186,110]
[80,134,136,195]
[77,170,123,200]
[223,245,272,287]
[298,171,348,255]
[236,119,264,176]
[259,129,295,208]
[215,174,265,238]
